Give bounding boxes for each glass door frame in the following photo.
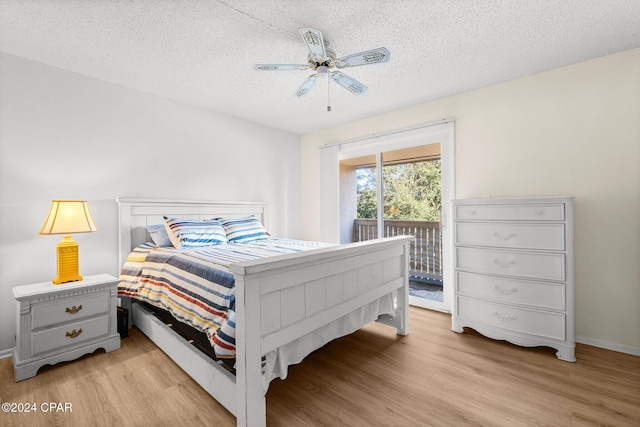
[336,121,455,313]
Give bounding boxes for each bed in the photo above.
[117,198,412,427]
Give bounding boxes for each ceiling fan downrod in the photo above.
[327,70,331,112]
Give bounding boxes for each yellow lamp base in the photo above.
[52,235,83,284]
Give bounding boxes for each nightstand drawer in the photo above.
[455,222,565,251]
[457,296,565,341]
[32,293,109,329]
[455,203,565,221]
[456,247,565,281]
[31,315,110,355]
[456,271,565,310]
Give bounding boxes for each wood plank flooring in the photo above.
[1,307,639,426]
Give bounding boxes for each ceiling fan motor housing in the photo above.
[308,41,336,70]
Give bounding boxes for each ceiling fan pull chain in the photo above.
[327,72,332,112]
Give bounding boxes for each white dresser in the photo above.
[451,197,575,362]
[12,274,121,381]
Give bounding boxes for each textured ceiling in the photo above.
[1,1,639,134]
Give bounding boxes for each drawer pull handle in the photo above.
[535,209,544,215]
[494,232,517,240]
[494,259,516,268]
[494,285,518,295]
[65,305,83,315]
[65,328,83,339]
[494,312,517,322]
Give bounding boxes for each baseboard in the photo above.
[576,336,640,357]
[3,334,636,359]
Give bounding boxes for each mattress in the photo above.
[118,238,330,358]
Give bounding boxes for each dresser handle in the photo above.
[494,232,517,240]
[494,259,516,268]
[494,312,517,322]
[494,285,518,295]
[65,305,83,315]
[65,328,83,339]
[535,209,544,215]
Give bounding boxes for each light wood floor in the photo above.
[1,307,639,426]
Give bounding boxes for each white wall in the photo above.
[301,48,640,354]
[0,53,301,354]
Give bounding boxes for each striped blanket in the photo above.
[118,238,330,358]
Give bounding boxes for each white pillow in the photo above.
[147,223,172,247]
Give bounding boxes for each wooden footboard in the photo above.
[233,235,412,426]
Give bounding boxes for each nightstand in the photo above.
[12,273,121,381]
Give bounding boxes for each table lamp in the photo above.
[39,200,98,284]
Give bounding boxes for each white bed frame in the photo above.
[117,198,412,426]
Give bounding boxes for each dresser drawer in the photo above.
[456,247,565,281]
[457,296,565,341]
[456,271,565,310]
[455,203,565,221]
[31,315,110,356]
[32,293,109,329]
[455,222,565,251]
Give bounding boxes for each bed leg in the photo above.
[119,296,133,327]
[236,393,266,427]
[397,315,408,336]
[381,288,410,336]
[396,286,409,336]
[235,276,267,427]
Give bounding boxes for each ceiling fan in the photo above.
[254,28,390,110]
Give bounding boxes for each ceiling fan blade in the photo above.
[295,74,319,97]
[254,64,309,71]
[331,72,368,95]
[299,28,326,61]
[336,47,391,68]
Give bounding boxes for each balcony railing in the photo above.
[353,218,443,286]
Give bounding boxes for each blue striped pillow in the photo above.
[163,216,228,248]
[220,216,269,243]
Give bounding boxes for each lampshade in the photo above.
[39,200,98,235]
[39,200,97,284]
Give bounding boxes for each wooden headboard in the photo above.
[116,198,270,268]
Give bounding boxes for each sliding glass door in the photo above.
[329,122,454,312]
[344,146,445,310]
[382,147,444,308]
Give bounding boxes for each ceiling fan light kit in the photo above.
[254,27,390,111]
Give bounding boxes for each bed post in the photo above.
[234,273,266,427]
[396,240,410,336]
[116,198,133,326]
[374,237,412,335]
